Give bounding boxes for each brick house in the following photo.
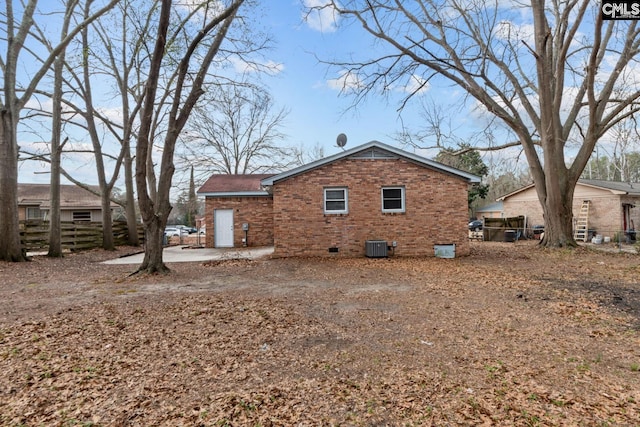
[499,179,640,239]
[198,141,480,257]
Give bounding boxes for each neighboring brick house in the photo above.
[198,141,480,257]
[18,183,117,223]
[499,179,640,239]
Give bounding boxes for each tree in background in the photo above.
[0,0,118,262]
[485,170,532,201]
[45,1,80,257]
[176,167,200,227]
[311,0,640,248]
[21,0,146,249]
[582,113,640,182]
[581,152,640,182]
[179,82,292,178]
[435,144,489,211]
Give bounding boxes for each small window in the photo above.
[26,207,44,220]
[381,187,405,213]
[324,187,348,214]
[72,211,91,221]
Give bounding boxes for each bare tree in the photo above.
[594,111,640,182]
[65,0,128,250]
[180,83,290,176]
[47,2,81,257]
[0,0,118,262]
[310,0,640,247]
[135,0,246,273]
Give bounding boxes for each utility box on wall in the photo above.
[365,240,388,258]
[434,244,456,258]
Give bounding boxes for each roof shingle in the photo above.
[197,174,275,194]
[18,183,115,209]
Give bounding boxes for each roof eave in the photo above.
[577,181,628,195]
[198,191,271,198]
[497,183,536,201]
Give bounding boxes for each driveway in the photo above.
[102,245,274,265]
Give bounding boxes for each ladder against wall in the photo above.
[574,200,591,242]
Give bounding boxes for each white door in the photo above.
[214,209,234,248]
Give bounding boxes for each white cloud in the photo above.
[25,97,53,113]
[96,107,124,126]
[303,0,339,33]
[493,20,535,47]
[229,56,284,75]
[326,70,362,91]
[401,74,430,95]
[175,0,224,18]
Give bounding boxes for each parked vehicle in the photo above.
[164,227,189,237]
[468,219,483,231]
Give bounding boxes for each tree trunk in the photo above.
[0,110,27,262]
[540,187,577,247]
[48,25,67,258]
[79,8,117,252]
[124,151,139,246]
[101,192,114,250]
[134,0,244,274]
[138,216,169,274]
[48,143,63,257]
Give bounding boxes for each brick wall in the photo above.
[503,199,545,226]
[203,196,273,248]
[272,157,471,257]
[580,196,620,238]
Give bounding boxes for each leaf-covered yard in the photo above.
[0,241,639,425]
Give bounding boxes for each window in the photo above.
[381,187,405,213]
[324,187,348,214]
[72,211,91,221]
[26,207,44,220]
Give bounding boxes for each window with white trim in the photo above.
[381,187,405,213]
[324,187,348,214]
[72,211,92,221]
[26,207,44,220]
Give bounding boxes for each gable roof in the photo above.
[17,183,114,209]
[261,141,481,186]
[197,174,275,197]
[497,179,640,201]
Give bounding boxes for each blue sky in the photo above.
[15,0,638,195]
[245,1,518,181]
[261,1,420,154]
[14,0,511,191]
[17,0,430,188]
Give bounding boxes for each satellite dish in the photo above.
[336,133,347,148]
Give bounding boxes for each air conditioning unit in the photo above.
[365,240,388,258]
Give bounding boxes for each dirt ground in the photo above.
[0,241,639,426]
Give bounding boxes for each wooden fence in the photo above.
[482,216,527,242]
[19,220,143,252]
